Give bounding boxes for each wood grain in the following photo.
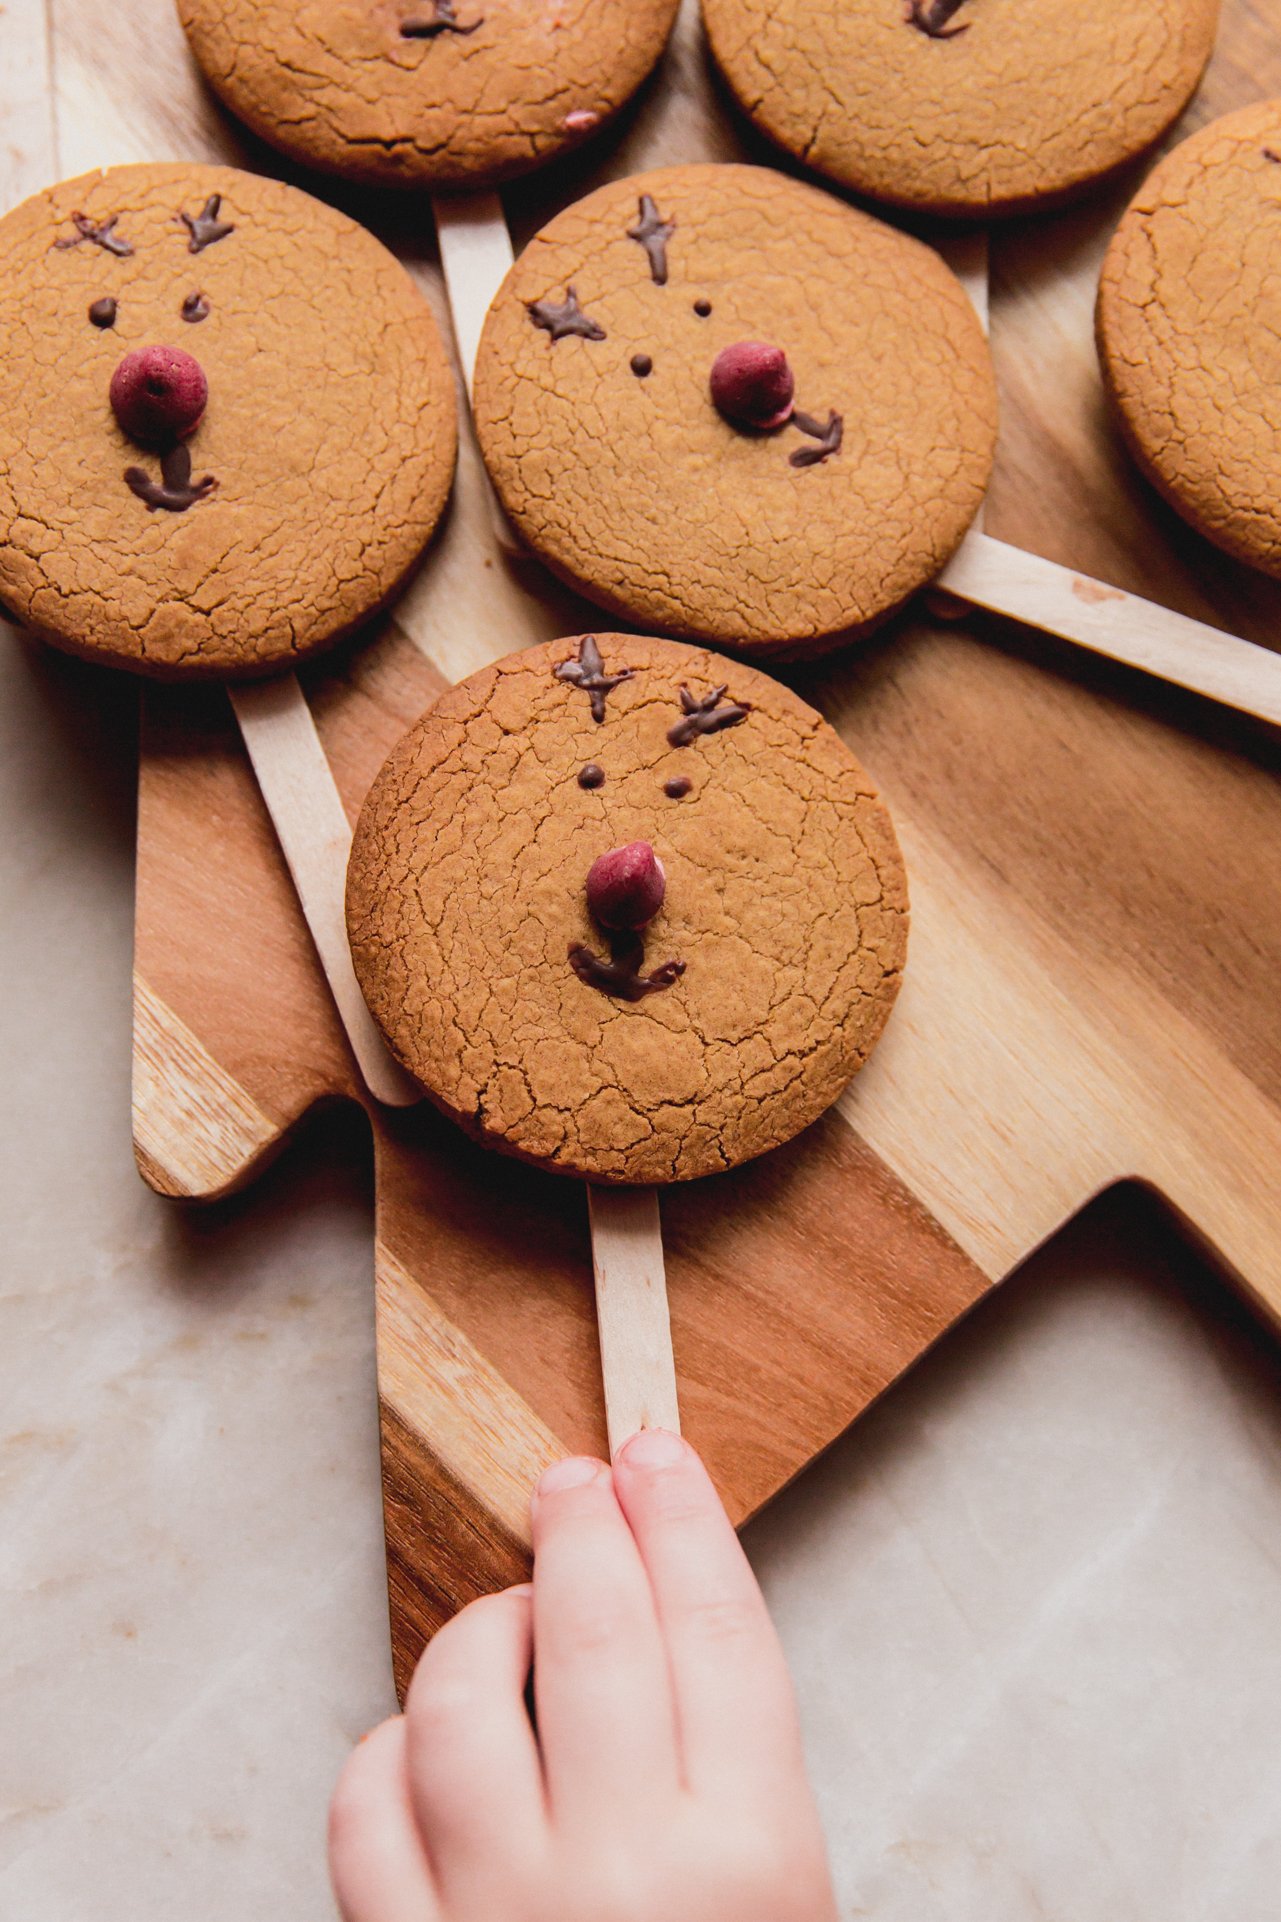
[31,0,1275,1686]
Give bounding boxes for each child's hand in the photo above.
[329,1426,838,1922]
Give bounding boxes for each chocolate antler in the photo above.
[627,195,676,286]
[666,685,750,748]
[401,0,484,37]
[555,636,633,722]
[53,212,133,257]
[180,195,235,254]
[905,0,973,38]
[527,286,607,344]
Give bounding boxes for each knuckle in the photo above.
[557,1592,644,1661]
[678,1593,762,1647]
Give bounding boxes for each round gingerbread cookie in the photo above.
[347,633,908,1184]
[1097,101,1281,579]
[0,163,456,679]
[702,0,1220,219]
[178,0,680,191]
[472,164,997,656]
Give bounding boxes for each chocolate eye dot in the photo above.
[181,291,210,323]
[694,298,712,317]
[88,296,117,329]
[578,762,606,790]
[664,775,692,799]
[630,353,653,378]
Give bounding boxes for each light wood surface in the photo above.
[13,0,1278,1693]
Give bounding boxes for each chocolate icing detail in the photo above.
[554,635,633,722]
[694,299,712,317]
[664,775,692,798]
[124,442,217,514]
[789,410,844,468]
[569,930,686,1002]
[1266,147,1281,163]
[630,353,653,378]
[401,0,483,35]
[180,196,234,254]
[181,290,210,323]
[88,297,118,329]
[667,683,750,747]
[905,0,972,38]
[578,762,606,789]
[528,285,607,343]
[53,213,133,258]
[627,194,676,285]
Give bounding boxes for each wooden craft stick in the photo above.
[938,529,1281,730]
[432,191,522,554]
[432,192,515,402]
[433,187,680,1446]
[587,1185,681,1456]
[941,228,990,335]
[228,678,419,1106]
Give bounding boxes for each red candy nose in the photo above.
[710,340,795,430]
[110,344,208,445]
[586,841,666,930]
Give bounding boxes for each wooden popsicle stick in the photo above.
[228,678,419,1106]
[941,227,990,336]
[587,1185,680,1456]
[432,191,523,555]
[432,192,514,402]
[938,529,1281,730]
[433,186,679,1447]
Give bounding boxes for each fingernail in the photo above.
[618,1426,687,1469]
[536,1455,604,1497]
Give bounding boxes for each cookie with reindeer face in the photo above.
[178,0,680,191]
[702,0,1220,218]
[0,163,455,679]
[1098,101,1281,580]
[472,165,997,657]
[346,632,908,1184]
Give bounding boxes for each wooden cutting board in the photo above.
[113,1,1281,1692]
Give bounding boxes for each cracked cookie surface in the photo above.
[178,0,679,190]
[346,633,908,1184]
[1097,100,1281,580]
[702,0,1219,218]
[472,164,997,656]
[0,163,456,679]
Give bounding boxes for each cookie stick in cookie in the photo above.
[433,200,679,1454]
[346,637,909,1455]
[472,162,1281,729]
[0,164,457,1106]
